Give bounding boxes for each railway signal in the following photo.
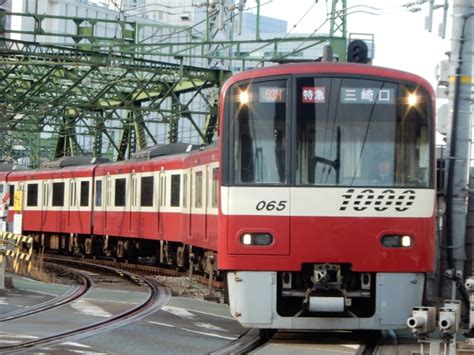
[347,39,369,64]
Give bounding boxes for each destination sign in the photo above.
[259,87,286,103]
[341,88,395,104]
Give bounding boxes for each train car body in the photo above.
[8,164,97,237]
[217,63,436,330]
[4,147,220,269]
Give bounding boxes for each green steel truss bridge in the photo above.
[0,1,347,166]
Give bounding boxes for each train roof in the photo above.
[0,162,29,172]
[40,156,109,168]
[221,62,434,94]
[131,143,201,160]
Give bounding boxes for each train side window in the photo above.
[212,167,219,208]
[52,182,65,207]
[27,183,38,207]
[95,180,102,207]
[195,171,203,208]
[160,175,166,207]
[170,174,181,207]
[70,180,77,207]
[130,175,137,207]
[80,181,89,207]
[140,176,154,207]
[183,174,188,208]
[9,185,14,207]
[115,178,126,207]
[0,185,3,194]
[42,182,49,207]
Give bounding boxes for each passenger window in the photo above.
[170,174,181,207]
[115,178,126,207]
[27,184,38,207]
[9,185,14,207]
[160,175,166,207]
[140,176,154,207]
[95,180,102,207]
[212,168,219,208]
[194,171,203,208]
[183,174,188,208]
[80,181,89,207]
[70,180,77,207]
[52,182,65,207]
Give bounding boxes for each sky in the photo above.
[249,0,452,89]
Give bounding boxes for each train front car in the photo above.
[218,63,436,330]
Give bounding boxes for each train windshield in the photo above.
[295,77,431,187]
[230,79,288,184]
[229,75,432,188]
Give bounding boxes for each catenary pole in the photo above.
[445,0,473,298]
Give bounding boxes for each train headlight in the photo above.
[240,233,273,246]
[407,93,418,106]
[381,234,413,248]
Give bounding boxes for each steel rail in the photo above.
[0,259,171,353]
[0,263,92,323]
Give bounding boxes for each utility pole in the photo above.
[445,0,473,297]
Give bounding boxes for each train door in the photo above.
[104,174,112,232]
[14,181,24,234]
[190,167,207,242]
[41,180,50,229]
[206,165,219,246]
[157,171,166,236]
[129,173,138,235]
[182,170,191,241]
[68,178,77,230]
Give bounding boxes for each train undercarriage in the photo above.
[28,232,219,278]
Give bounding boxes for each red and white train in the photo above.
[0,62,435,331]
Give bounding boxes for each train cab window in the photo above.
[295,77,432,188]
[140,176,154,207]
[52,182,65,207]
[115,178,126,207]
[95,180,102,207]
[230,79,288,184]
[27,184,38,207]
[80,181,89,207]
[170,174,181,207]
[9,185,14,207]
[194,171,203,208]
[212,167,219,208]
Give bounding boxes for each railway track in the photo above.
[0,258,171,353]
[211,328,399,354]
[0,263,92,323]
[42,253,224,289]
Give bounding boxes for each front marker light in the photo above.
[240,233,273,246]
[242,233,252,245]
[401,235,413,247]
[381,234,414,248]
